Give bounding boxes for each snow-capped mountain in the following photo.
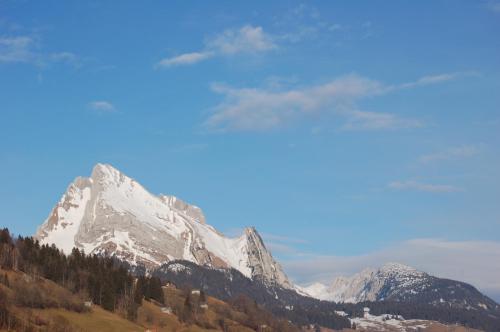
[35,163,291,288]
[301,262,499,312]
[302,263,424,303]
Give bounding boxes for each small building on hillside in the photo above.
[363,307,370,318]
[84,301,93,308]
[191,289,200,295]
[160,306,172,314]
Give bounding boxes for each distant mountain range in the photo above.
[35,164,500,330]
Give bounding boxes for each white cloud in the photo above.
[88,101,116,113]
[400,73,458,88]
[282,238,500,301]
[205,74,444,131]
[0,36,36,63]
[0,35,80,67]
[272,3,341,43]
[388,180,462,193]
[207,25,276,55]
[419,145,480,164]
[399,72,479,89]
[157,25,276,68]
[342,110,423,131]
[156,51,213,67]
[49,52,80,67]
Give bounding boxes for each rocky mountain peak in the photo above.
[35,163,291,288]
[91,163,121,181]
[244,226,292,288]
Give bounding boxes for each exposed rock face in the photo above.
[244,227,291,288]
[35,163,292,288]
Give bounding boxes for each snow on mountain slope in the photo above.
[38,177,93,254]
[349,313,457,332]
[35,163,291,288]
[301,262,499,312]
[302,263,431,303]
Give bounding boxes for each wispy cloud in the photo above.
[262,233,309,244]
[388,180,462,193]
[88,101,116,113]
[0,36,37,64]
[49,51,81,67]
[267,242,300,254]
[207,25,276,55]
[262,233,309,255]
[283,238,500,301]
[273,3,343,43]
[419,145,480,164]
[342,110,423,131]
[487,2,500,12]
[204,72,465,132]
[0,35,80,67]
[156,25,276,68]
[400,72,478,89]
[157,51,213,67]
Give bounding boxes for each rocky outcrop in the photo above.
[245,227,292,288]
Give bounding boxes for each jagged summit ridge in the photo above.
[35,163,291,288]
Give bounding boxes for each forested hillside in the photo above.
[155,260,500,332]
[0,228,299,331]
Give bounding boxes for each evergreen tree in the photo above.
[134,277,144,304]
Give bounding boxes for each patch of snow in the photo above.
[39,183,92,254]
[350,313,433,332]
[167,262,191,274]
[191,221,252,278]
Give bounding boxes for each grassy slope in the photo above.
[32,307,144,332]
[0,269,257,332]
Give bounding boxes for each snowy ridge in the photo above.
[35,163,291,288]
[301,262,499,313]
[302,262,430,303]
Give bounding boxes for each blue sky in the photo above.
[1,1,500,299]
